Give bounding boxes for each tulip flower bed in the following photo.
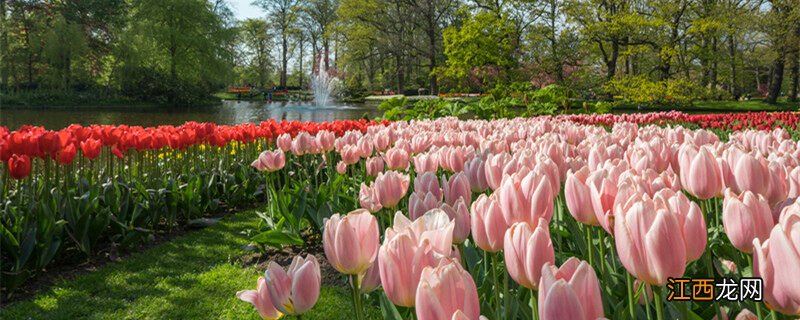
[0,119,384,296]
[237,113,800,320]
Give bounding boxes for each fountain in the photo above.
[311,55,340,107]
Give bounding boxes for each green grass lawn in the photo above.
[691,99,799,111]
[0,210,381,319]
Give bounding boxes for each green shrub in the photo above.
[604,76,701,107]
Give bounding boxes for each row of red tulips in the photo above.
[0,119,385,296]
[0,119,386,180]
[558,111,800,132]
[239,116,800,320]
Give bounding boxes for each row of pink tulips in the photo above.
[239,116,800,319]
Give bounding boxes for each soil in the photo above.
[237,232,345,287]
[1,202,259,306]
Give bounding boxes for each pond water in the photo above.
[1,100,381,130]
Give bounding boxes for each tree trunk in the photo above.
[298,37,304,89]
[0,0,7,90]
[395,54,404,93]
[428,17,438,95]
[766,49,785,104]
[729,36,738,98]
[281,32,288,90]
[790,49,799,102]
[606,41,619,80]
[710,37,718,88]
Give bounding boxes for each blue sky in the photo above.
[228,0,264,21]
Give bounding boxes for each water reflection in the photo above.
[1,100,381,130]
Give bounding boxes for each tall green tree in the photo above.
[238,18,273,87]
[254,0,299,90]
[438,9,516,91]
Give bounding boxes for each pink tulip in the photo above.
[652,189,707,262]
[359,260,382,293]
[374,131,391,151]
[752,203,800,316]
[718,258,737,274]
[264,255,321,315]
[341,145,361,165]
[414,153,439,173]
[615,198,686,285]
[442,146,472,172]
[440,198,470,244]
[443,172,471,207]
[416,259,481,320]
[498,169,554,227]
[538,258,604,320]
[719,145,746,191]
[316,130,335,152]
[415,172,443,201]
[251,150,286,172]
[409,192,441,220]
[379,231,440,307]
[374,171,410,208]
[385,147,410,170]
[734,152,770,196]
[276,133,292,152]
[535,158,561,196]
[291,132,318,156]
[336,161,347,175]
[650,168,681,194]
[464,157,489,192]
[385,210,455,257]
[722,189,774,253]
[587,169,618,234]
[366,156,385,177]
[484,152,510,191]
[679,144,723,200]
[359,184,382,213]
[565,167,597,225]
[504,220,555,289]
[410,135,432,154]
[236,277,283,320]
[766,161,788,205]
[470,194,507,252]
[788,166,800,198]
[358,137,374,158]
[323,209,380,275]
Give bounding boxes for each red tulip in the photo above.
[8,154,32,180]
[80,138,102,160]
[56,144,77,165]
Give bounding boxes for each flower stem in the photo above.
[704,250,723,320]
[626,273,636,319]
[747,255,764,320]
[530,289,538,320]
[491,253,502,320]
[653,287,664,320]
[585,225,594,266]
[350,274,364,320]
[597,228,606,274]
